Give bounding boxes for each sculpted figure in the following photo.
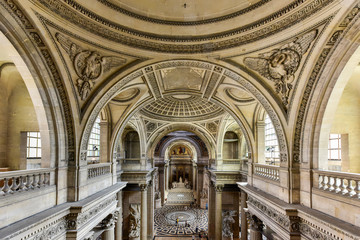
[244,30,317,105]
[222,210,236,238]
[56,33,126,100]
[129,204,141,238]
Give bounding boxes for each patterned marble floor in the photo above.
[154,205,208,236]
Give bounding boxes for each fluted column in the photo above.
[140,184,148,240]
[249,214,263,240]
[215,184,224,240]
[115,191,123,240]
[240,190,248,240]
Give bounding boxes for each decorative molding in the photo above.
[56,33,126,100]
[244,30,318,106]
[4,216,67,240]
[37,0,334,53]
[66,195,117,230]
[248,196,291,231]
[97,0,271,26]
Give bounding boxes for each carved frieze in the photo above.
[56,33,126,100]
[244,30,317,106]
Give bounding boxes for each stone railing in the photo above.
[0,168,53,196]
[253,163,280,182]
[123,158,141,164]
[313,169,360,198]
[223,158,248,172]
[88,163,111,179]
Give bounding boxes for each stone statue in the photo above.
[200,189,208,199]
[172,182,177,189]
[222,210,237,239]
[179,176,183,183]
[129,204,141,239]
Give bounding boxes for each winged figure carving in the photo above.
[56,33,126,100]
[244,30,317,105]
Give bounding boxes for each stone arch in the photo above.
[79,60,289,165]
[158,136,204,161]
[165,140,198,162]
[296,15,360,169]
[146,123,215,162]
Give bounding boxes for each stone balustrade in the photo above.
[313,169,360,198]
[223,158,248,171]
[88,163,111,179]
[0,168,53,196]
[253,163,280,182]
[123,158,141,164]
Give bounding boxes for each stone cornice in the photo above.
[208,170,244,185]
[238,183,360,240]
[120,168,156,184]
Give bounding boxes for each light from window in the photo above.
[264,114,279,164]
[328,134,341,161]
[87,117,101,160]
[27,132,41,158]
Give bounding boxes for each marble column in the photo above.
[115,191,123,240]
[101,212,117,240]
[208,181,215,239]
[102,226,115,240]
[192,164,196,190]
[240,190,248,240]
[140,184,148,240]
[215,184,224,240]
[165,164,168,191]
[147,181,154,239]
[249,215,263,240]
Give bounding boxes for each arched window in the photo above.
[87,117,101,163]
[264,114,279,165]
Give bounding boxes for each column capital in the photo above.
[215,184,224,192]
[101,211,118,229]
[139,183,148,191]
[248,214,264,232]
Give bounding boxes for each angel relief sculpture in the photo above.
[244,30,317,106]
[56,33,126,100]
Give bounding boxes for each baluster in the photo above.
[345,179,353,196]
[45,172,50,185]
[318,175,323,189]
[339,178,346,195]
[328,176,334,192]
[2,178,12,195]
[325,176,330,190]
[356,180,360,199]
[19,176,27,191]
[11,176,19,192]
[0,178,4,195]
[32,174,39,188]
[26,175,33,189]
